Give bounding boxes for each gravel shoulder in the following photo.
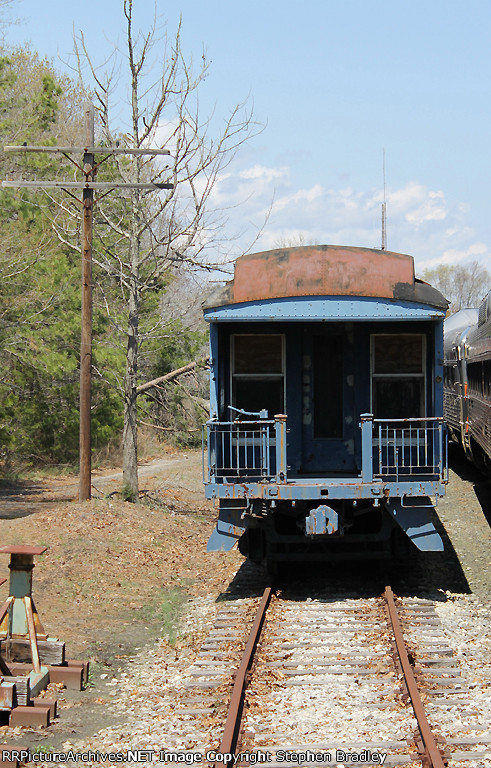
[437,444,491,599]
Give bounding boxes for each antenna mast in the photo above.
[381,149,387,251]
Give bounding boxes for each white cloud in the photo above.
[207,164,290,211]
[270,184,324,215]
[423,242,489,268]
[177,157,491,274]
[149,118,181,155]
[389,182,447,226]
[239,165,289,182]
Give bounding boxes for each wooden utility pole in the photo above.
[3,112,172,502]
[79,104,94,500]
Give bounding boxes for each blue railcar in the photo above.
[202,245,449,565]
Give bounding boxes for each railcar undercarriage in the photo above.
[236,499,414,564]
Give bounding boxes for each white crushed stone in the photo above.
[27,590,491,768]
[429,593,491,768]
[399,592,491,768]
[54,593,257,764]
[243,596,418,764]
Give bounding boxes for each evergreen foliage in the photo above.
[0,48,124,468]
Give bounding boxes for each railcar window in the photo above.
[234,335,283,374]
[467,361,483,396]
[231,334,285,417]
[484,360,491,398]
[371,334,425,419]
[373,335,423,374]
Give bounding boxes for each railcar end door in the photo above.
[301,330,357,474]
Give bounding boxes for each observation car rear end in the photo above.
[202,245,449,566]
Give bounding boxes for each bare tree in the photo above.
[71,0,257,499]
[420,260,491,314]
[273,233,320,249]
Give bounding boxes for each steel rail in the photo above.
[214,585,273,768]
[384,586,447,768]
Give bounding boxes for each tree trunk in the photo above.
[122,274,139,500]
[121,28,144,502]
[122,171,141,500]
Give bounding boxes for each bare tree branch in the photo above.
[137,355,209,394]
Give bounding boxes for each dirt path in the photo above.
[0,451,207,518]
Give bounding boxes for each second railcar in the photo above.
[444,291,491,474]
[203,245,449,566]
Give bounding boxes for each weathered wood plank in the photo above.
[2,676,29,706]
[1,638,65,666]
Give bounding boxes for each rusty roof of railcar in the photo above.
[204,245,448,310]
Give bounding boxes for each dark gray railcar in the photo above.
[444,293,491,474]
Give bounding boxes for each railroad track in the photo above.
[174,577,491,768]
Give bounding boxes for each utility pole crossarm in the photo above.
[4,145,171,156]
[2,180,173,190]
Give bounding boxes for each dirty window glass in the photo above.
[373,380,423,419]
[234,335,283,374]
[232,335,285,416]
[373,335,423,374]
[372,334,426,418]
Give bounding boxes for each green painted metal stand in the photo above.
[0,546,49,696]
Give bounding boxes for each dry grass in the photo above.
[0,450,242,660]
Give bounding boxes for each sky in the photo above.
[5,0,491,277]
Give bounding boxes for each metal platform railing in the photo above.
[203,416,287,483]
[203,414,448,485]
[362,415,448,482]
